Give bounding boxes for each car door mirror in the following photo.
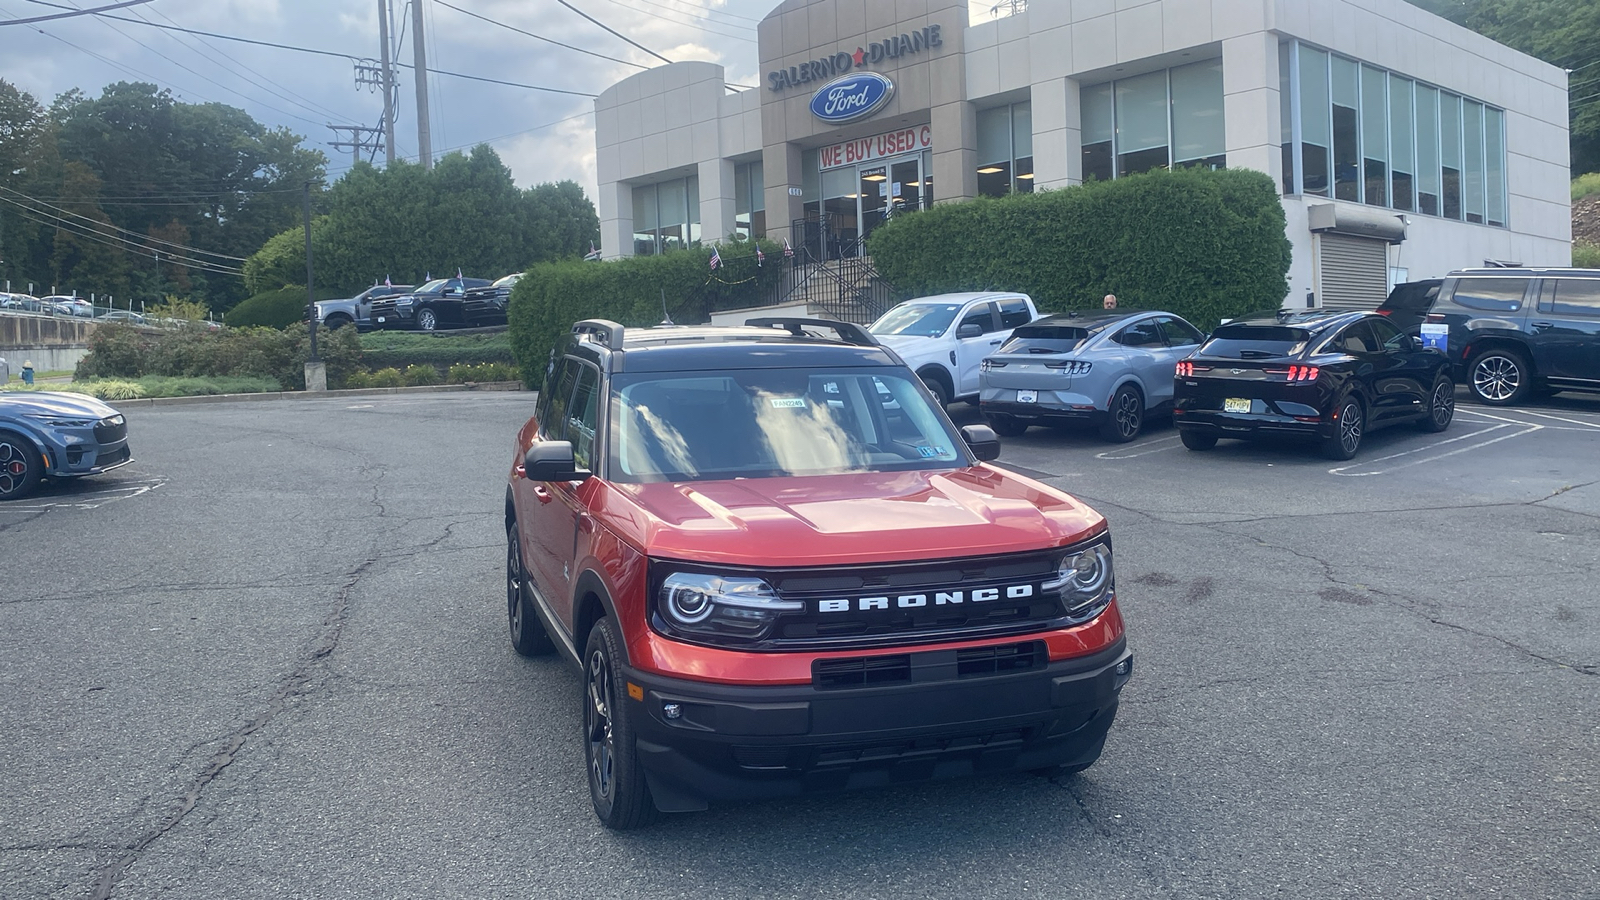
[959,424,1001,461]
[523,441,591,481]
[956,322,983,339]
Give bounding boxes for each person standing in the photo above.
[21,360,34,386]
[1103,294,1118,310]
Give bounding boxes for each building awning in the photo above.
[1307,203,1407,244]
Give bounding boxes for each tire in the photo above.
[0,430,43,501]
[919,370,951,407]
[324,314,353,330]
[416,307,439,332]
[583,618,658,829]
[1179,429,1217,451]
[987,414,1029,437]
[1418,375,1455,433]
[1321,396,1365,461]
[1098,385,1144,443]
[506,522,555,657]
[1468,348,1530,406]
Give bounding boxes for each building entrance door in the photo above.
[858,155,924,247]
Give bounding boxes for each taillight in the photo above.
[1176,361,1194,377]
[1286,365,1320,382]
[1044,360,1092,375]
[1375,309,1392,316]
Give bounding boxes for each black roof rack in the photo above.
[572,319,624,348]
[743,317,879,347]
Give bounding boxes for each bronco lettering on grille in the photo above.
[816,584,1035,613]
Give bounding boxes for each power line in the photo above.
[553,0,674,65]
[0,202,244,276]
[322,109,597,177]
[591,0,756,42]
[0,0,147,25]
[432,0,647,69]
[0,187,251,261]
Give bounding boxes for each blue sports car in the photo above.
[0,392,133,501]
[979,310,1207,442]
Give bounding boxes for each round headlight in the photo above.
[1064,548,1109,593]
[664,581,714,624]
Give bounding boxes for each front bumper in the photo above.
[370,306,414,327]
[624,637,1132,810]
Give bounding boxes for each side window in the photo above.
[568,365,601,470]
[959,303,997,335]
[997,299,1032,328]
[1368,316,1408,351]
[1112,320,1162,347]
[1550,279,1600,317]
[1156,316,1204,347]
[1338,321,1379,354]
[1448,278,1529,313]
[540,360,579,441]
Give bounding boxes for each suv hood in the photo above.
[873,333,945,365]
[1,391,120,419]
[609,467,1103,566]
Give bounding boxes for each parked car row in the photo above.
[1,294,93,316]
[310,273,523,332]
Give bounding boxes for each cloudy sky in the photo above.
[0,0,1001,202]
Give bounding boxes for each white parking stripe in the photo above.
[1330,422,1539,477]
[1095,434,1185,460]
[3,480,164,511]
[1515,409,1600,429]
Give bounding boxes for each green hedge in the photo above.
[867,167,1292,328]
[507,239,783,389]
[228,285,340,329]
[75,322,365,390]
[357,331,516,371]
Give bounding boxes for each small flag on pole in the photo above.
[584,242,602,261]
[456,267,464,280]
[782,237,794,259]
[709,247,722,270]
[756,245,765,267]
[384,274,392,287]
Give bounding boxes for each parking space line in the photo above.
[2,480,164,511]
[1329,422,1539,477]
[1515,409,1600,430]
[1095,434,1185,460]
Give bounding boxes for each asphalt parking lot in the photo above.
[2,390,1596,899]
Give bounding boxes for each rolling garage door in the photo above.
[1317,233,1390,310]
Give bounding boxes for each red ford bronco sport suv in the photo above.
[505,318,1132,829]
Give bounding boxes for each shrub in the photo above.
[63,380,147,400]
[867,167,1292,329]
[403,364,440,385]
[447,362,518,383]
[366,367,406,387]
[146,295,212,323]
[1574,242,1600,268]
[507,239,785,389]
[1572,172,1600,202]
[228,286,341,329]
[73,320,364,390]
[76,323,149,380]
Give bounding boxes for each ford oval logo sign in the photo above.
[810,73,895,123]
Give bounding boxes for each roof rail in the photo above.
[744,316,879,347]
[572,319,624,348]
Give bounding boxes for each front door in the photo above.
[858,155,924,246]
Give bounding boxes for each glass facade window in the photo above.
[1280,46,1295,195]
[1281,40,1506,227]
[631,175,700,256]
[734,161,765,239]
[1079,60,1225,184]
[976,102,1033,196]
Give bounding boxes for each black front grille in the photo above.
[94,417,126,443]
[813,641,1046,689]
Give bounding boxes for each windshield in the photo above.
[494,273,522,288]
[1199,324,1311,359]
[608,367,966,483]
[870,303,962,338]
[416,279,449,293]
[999,323,1101,354]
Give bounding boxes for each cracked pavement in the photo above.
[2,391,1596,899]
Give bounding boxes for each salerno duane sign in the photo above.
[767,25,943,92]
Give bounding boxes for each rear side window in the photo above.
[1156,317,1204,347]
[1549,279,1600,317]
[1199,325,1311,358]
[997,299,1032,328]
[1112,320,1163,347]
[1447,278,1528,312]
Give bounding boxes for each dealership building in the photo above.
[594,0,1572,309]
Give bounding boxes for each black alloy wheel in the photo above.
[1419,375,1455,433]
[506,523,554,657]
[1469,349,1530,406]
[416,307,439,331]
[1179,429,1217,451]
[583,618,657,829]
[0,430,42,501]
[1099,385,1144,443]
[987,414,1029,437]
[325,314,352,330]
[1321,397,1365,461]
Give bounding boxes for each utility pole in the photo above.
[379,0,396,164]
[412,0,433,170]
[328,124,384,165]
[304,181,326,391]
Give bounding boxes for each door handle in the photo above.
[532,485,554,503]
[1531,321,1554,329]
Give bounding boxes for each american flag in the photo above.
[756,245,765,267]
[709,247,722,270]
[584,242,602,261]
[782,237,794,258]
[384,275,392,287]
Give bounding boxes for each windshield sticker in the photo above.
[918,445,939,458]
[770,397,807,408]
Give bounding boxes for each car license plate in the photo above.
[1017,389,1037,403]
[1224,398,1251,413]
[376,316,386,323]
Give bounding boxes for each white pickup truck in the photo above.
[868,292,1040,405]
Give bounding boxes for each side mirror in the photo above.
[956,322,983,339]
[523,441,591,482]
[959,424,1001,462]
